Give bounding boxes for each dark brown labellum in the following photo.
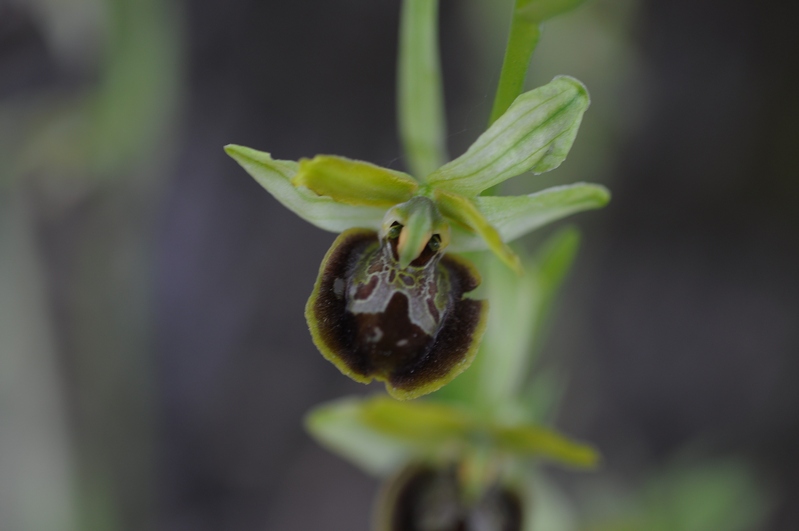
[306,229,487,399]
[374,464,525,531]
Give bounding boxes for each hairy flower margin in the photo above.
[225,76,609,400]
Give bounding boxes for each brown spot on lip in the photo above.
[426,298,440,323]
[353,275,378,300]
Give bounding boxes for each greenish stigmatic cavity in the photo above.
[381,196,451,269]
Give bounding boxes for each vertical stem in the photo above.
[488,1,541,126]
[483,0,541,197]
[398,0,447,179]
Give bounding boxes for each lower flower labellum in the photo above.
[306,228,488,400]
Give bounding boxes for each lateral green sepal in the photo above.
[448,183,609,252]
[293,155,418,207]
[426,76,590,196]
[224,145,386,232]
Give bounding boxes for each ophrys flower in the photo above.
[225,76,608,399]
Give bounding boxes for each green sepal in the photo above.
[292,155,418,207]
[426,76,590,196]
[492,424,599,469]
[448,183,609,252]
[304,397,414,476]
[224,145,386,232]
[435,189,522,274]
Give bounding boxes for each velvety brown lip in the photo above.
[307,229,487,399]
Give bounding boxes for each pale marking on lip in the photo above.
[346,238,450,336]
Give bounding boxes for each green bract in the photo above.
[306,395,599,474]
[225,76,608,399]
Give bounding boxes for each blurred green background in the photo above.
[1,0,797,529]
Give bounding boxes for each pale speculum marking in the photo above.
[346,236,450,337]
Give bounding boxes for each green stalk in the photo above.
[488,1,541,127]
[397,0,447,179]
[485,0,585,196]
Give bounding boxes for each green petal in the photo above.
[448,183,609,252]
[435,189,522,274]
[224,145,386,232]
[305,397,414,476]
[293,155,418,207]
[492,424,600,469]
[426,76,590,196]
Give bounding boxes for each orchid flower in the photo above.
[225,75,608,400]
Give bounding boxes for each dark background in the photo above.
[1,0,797,529]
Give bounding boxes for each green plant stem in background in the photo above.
[485,0,587,197]
[397,0,447,178]
[489,0,542,127]
[490,0,588,128]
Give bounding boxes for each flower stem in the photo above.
[397,0,447,180]
[489,0,541,127]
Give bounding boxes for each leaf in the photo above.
[493,424,600,469]
[305,397,414,476]
[225,145,386,232]
[435,189,522,274]
[293,155,418,208]
[426,76,590,196]
[448,183,609,252]
[474,253,541,408]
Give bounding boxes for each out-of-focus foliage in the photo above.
[0,0,181,189]
[0,1,183,530]
[581,460,770,531]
